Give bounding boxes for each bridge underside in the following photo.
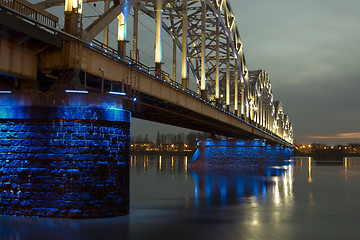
[133,91,253,139]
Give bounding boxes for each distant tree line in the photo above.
[131,132,210,149]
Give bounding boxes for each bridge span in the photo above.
[0,0,294,218]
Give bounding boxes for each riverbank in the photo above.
[131,150,195,156]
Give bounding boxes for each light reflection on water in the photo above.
[2,155,360,239]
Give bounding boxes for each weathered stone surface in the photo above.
[0,106,130,218]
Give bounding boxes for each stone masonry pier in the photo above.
[0,93,130,218]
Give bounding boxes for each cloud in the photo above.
[309,133,360,139]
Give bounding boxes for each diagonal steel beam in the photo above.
[82,0,136,42]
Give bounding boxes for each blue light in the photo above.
[89,42,93,47]
[117,56,120,60]
[65,90,88,94]
[148,71,151,74]
[128,62,132,65]
[0,91,11,94]
[104,49,108,53]
[139,67,142,70]
[109,91,126,96]
[235,140,246,146]
[133,97,137,102]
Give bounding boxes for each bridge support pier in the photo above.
[190,139,293,168]
[0,98,130,218]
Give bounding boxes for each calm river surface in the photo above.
[1,154,360,240]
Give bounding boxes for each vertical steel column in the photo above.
[245,71,250,121]
[103,0,110,46]
[118,13,127,59]
[263,102,266,128]
[257,99,260,125]
[215,17,220,106]
[259,100,262,125]
[241,81,245,116]
[181,0,188,90]
[261,100,264,128]
[173,38,176,82]
[266,105,269,130]
[200,1,206,99]
[234,61,238,116]
[225,37,230,111]
[133,6,138,60]
[155,0,163,77]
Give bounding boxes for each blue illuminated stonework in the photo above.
[0,106,130,218]
[191,139,293,168]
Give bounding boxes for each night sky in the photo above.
[230,0,360,145]
[134,0,360,145]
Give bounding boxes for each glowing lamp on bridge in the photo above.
[117,13,127,41]
[65,0,83,14]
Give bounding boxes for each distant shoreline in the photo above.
[294,151,360,160]
[130,150,195,156]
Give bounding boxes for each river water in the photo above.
[1,154,360,239]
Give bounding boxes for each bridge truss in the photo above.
[1,0,293,144]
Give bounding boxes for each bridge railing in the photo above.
[87,39,212,106]
[0,0,58,28]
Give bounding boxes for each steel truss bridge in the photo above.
[0,0,293,146]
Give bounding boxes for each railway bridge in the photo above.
[0,0,293,218]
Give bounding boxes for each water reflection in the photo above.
[191,161,294,207]
[131,151,294,210]
[3,154,359,240]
